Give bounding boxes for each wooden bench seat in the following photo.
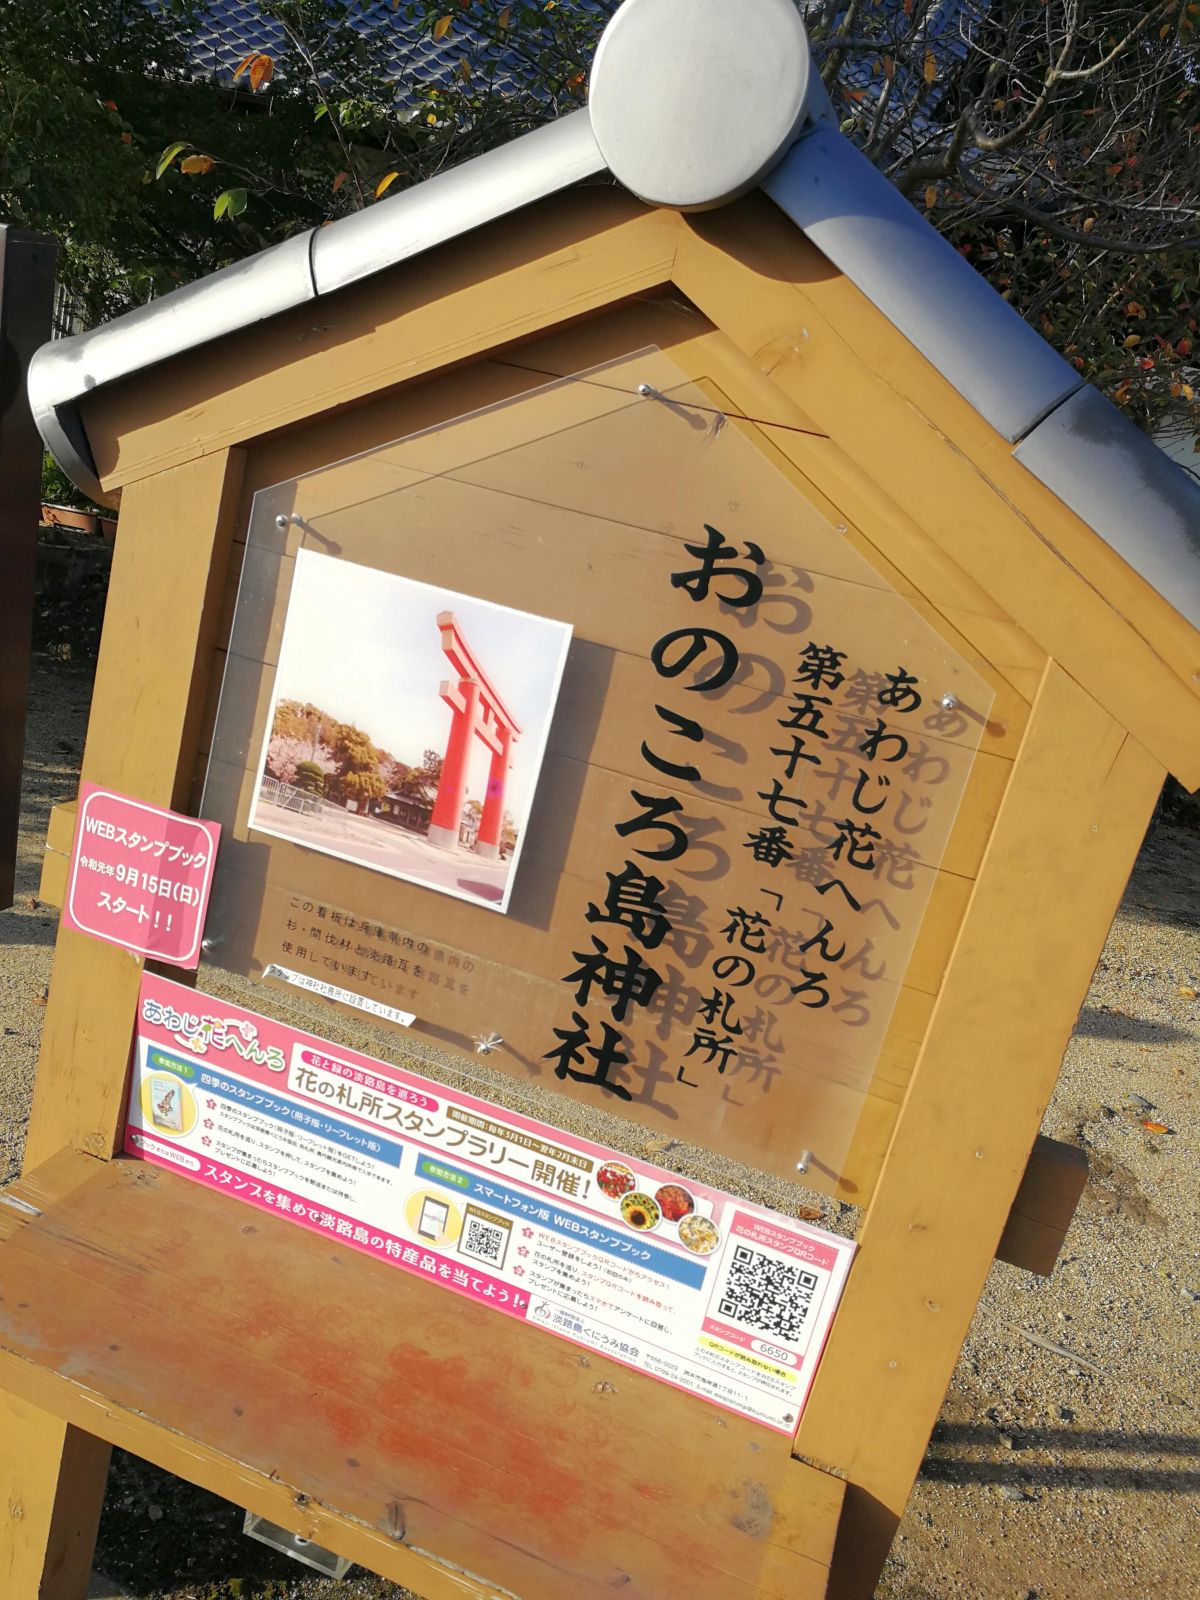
[0,1149,843,1600]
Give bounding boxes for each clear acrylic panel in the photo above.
[200,346,994,1196]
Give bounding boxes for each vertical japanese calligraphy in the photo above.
[551,524,767,1100]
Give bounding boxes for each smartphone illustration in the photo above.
[417,1197,450,1240]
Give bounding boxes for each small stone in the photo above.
[147,1504,163,1522]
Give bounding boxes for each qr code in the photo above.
[459,1212,509,1269]
[717,1245,819,1345]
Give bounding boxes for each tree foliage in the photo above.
[807,0,1200,440]
[293,758,327,794]
[5,0,1197,445]
[330,722,385,807]
[265,729,338,784]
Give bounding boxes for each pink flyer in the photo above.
[126,972,856,1432]
[62,784,220,968]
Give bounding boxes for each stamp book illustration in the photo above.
[149,1082,183,1133]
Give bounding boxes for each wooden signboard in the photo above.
[197,347,1000,1200]
[3,4,1199,1596]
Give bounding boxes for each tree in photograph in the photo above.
[417,748,444,800]
[293,760,327,796]
[376,751,406,792]
[330,722,386,810]
[501,809,519,855]
[265,731,336,786]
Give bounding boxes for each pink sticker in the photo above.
[62,784,220,968]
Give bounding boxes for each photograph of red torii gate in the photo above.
[429,611,520,858]
[248,551,572,913]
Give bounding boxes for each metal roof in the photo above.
[149,0,614,99]
[31,0,1200,632]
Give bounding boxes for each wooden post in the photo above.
[0,225,58,910]
[792,662,1164,1597]
[11,450,243,1598]
[25,448,245,1173]
[0,1394,110,1600]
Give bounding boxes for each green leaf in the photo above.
[213,186,247,220]
[314,103,329,121]
[155,141,189,180]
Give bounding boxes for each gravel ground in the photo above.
[2,650,1197,1600]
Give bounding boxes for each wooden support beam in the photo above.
[36,799,75,910]
[791,662,1163,1598]
[12,451,244,1600]
[996,1134,1089,1277]
[25,448,245,1173]
[0,1396,110,1600]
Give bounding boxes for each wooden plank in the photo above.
[44,797,76,858]
[241,298,718,502]
[24,448,245,1173]
[0,227,58,910]
[12,455,244,1600]
[37,849,67,914]
[0,1393,110,1600]
[995,1134,1089,1277]
[81,195,677,492]
[0,1151,842,1600]
[789,662,1164,1597]
[0,1153,111,1600]
[672,201,1200,787]
[37,799,76,910]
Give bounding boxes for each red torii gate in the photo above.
[427,611,521,858]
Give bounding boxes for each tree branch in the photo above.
[957,161,1200,253]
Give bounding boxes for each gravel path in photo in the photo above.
[3,651,1197,1600]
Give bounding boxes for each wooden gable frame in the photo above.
[3,185,1197,1600]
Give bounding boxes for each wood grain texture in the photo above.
[792,662,1164,1598]
[25,449,244,1174]
[19,180,1193,1600]
[0,1392,110,1600]
[0,1151,842,1600]
[10,455,245,1600]
[81,195,677,492]
[673,201,1200,787]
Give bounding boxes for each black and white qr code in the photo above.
[460,1213,508,1268]
[717,1245,819,1345]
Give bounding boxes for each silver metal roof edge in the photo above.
[28,228,318,504]
[28,109,603,503]
[311,110,605,296]
[1014,385,1200,631]
[762,121,1084,445]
